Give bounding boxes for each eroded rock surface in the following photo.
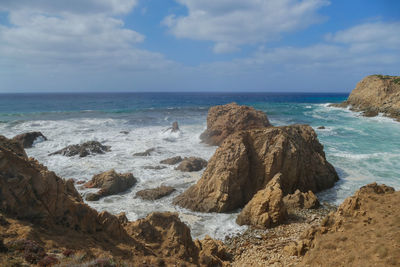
[84,169,137,201]
[49,141,111,157]
[174,125,338,212]
[136,186,175,200]
[200,102,271,146]
[0,135,27,158]
[12,132,47,148]
[236,173,287,229]
[331,75,400,120]
[283,189,320,210]
[160,156,183,165]
[175,157,208,172]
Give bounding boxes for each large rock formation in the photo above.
[0,136,230,266]
[49,141,111,157]
[236,173,287,228]
[12,132,47,148]
[287,183,400,267]
[332,75,400,120]
[0,135,27,158]
[174,125,338,212]
[200,102,271,146]
[84,169,137,201]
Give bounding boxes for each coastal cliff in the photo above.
[333,74,400,120]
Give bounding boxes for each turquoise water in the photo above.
[0,92,399,238]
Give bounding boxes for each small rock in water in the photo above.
[49,141,111,157]
[136,186,176,200]
[133,148,156,156]
[175,157,207,172]
[120,131,129,135]
[142,165,167,170]
[317,126,325,129]
[160,156,183,165]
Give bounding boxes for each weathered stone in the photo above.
[136,186,175,200]
[160,156,183,165]
[0,135,27,158]
[49,141,111,157]
[283,189,320,210]
[12,132,47,148]
[175,157,207,172]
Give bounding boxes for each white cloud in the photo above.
[163,0,330,53]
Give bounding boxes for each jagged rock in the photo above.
[116,212,128,225]
[84,169,137,201]
[133,148,155,156]
[331,75,400,120]
[142,165,167,170]
[175,157,207,172]
[195,235,232,266]
[0,135,27,158]
[49,141,111,157]
[290,183,399,267]
[236,174,287,228]
[283,189,320,210]
[136,186,175,200]
[12,132,47,148]
[160,156,183,165]
[200,102,271,146]
[174,125,338,212]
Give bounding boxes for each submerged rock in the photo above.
[84,169,137,201]
[136,186,176,200]
[200,102,271,146]
[174,125,338,212]
[331,74,400,120]
[160,156,183,165]
[236,173,287,229]
[142,165,167,170]
[49,141,111,157]
[133,148,156,156]
[283,190,320,210]
[12,132,47,148]
[175,157,208,172]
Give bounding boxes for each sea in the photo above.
[1,92,399,239]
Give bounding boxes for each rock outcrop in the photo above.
[286,183,399,267]
[84,169,137,201]
[0,135,27,158]
[174,125,338,212]
[236,174,287,229]
[136,186,175,200]
[200,102,271,146]
[49,141,111,157]
[160,156,183,165]
[283,190,320,210]
[175,157,208,172]
[12,132,47,148]
[331,74,400,120]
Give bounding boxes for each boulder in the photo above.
[136,186,176,200]
[200,102,271,146]
[12,132,47,148]
[133,148,155,156]
[175,157,207,172]
[174,125,338,212]
[330,75,400,120]
[236,174,287,228]
[84,169,137,201]
[0,135,27,159]
[283,189,320,210]
[49,141,111,157]
[317,126,325,129]
[160,156,183,165]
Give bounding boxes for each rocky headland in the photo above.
[331,74,400,120]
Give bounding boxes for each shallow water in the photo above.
[1,92,399,239]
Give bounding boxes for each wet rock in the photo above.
[84,169,137,201]
[49,141,111,157]
[136,186,176,200]
[236,174,287,228]
[160,156,183,165]
[133,148,156,156]
[283,190,320,210]
[200,102,271,146]
[175,157,207,172]
[317,126,325,129]
[120,131,129,135]
[0,135,27,158]
[142,165,167,170]
[174,125,338,212]
[12,132,47,148]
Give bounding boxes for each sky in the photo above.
[0,0,399,93]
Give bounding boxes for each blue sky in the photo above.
[0,0,399,92]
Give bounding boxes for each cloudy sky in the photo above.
[0,0,399,92]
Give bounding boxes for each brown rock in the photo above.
[84,169,137,201]
[195,235,232,266]
[160,156,183,165]
[12,132,47,148]
[174,125,338,212]
[0,135,27,158]
[200,102,271,146]
[136,186,175,200]
[49,141,111,157]
[175,157,207,172]
[283,189,320,210]
[331,74,400,120]
[236,173,287,228]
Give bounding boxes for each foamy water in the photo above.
[1,94,400,240]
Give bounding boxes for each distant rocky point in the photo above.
[331,74,400,120]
